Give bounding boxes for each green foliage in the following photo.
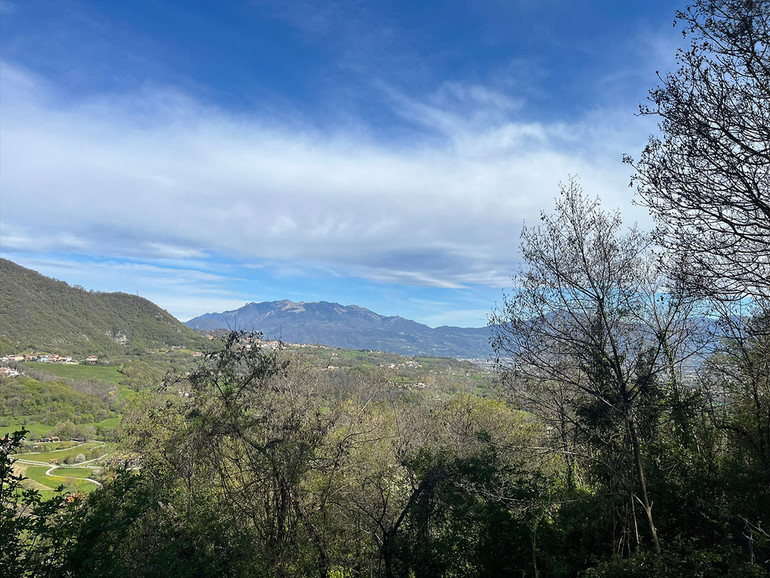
[61,468,259,577]
[6,316,770,576]
[116,359,165,390]
[585,542,767,578]
[114,333,549,577]
[0,376,118,426]
[0,429,74,577]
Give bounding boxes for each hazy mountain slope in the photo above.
[186,300,493,358]
[0,258,209,355]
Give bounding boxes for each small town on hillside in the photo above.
[0,351,207,378]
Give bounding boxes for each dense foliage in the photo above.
[492,182,769,576]
[0,376,117,426]
[4,316,770,576]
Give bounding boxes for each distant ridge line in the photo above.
[186,300,492,359]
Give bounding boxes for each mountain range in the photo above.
[186,300,493,359]
[0,258,493,359]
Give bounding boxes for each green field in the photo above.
[2,415,121,442]
[46,466,95,479]
[0,420,55,439]
[93,416,121,429]
[21,465,99,494]
[117,384,139,402]
[26,362,124,384]
[23,440,79,452]
[21,442,107,464]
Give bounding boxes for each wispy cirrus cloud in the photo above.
[1,59,653,294]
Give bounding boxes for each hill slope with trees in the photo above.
[0,258,209,356]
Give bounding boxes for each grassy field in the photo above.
[2,415,122,442]
[23,440,79,452]
[0,420,55,439]
[116,384,139,402]
[13,463,50,491]
[46,466,94,479]
[20,465,99,494]
[14,442,109,496]
[93,416,121,429]
[26,362,124,384]
[21,442,107,464]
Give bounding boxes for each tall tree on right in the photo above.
[627,0,770,300]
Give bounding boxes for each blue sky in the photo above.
[1,0,683,327]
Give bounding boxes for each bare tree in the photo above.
[702,298,770,472]
[627,0,770,300]
[492,180,702,555]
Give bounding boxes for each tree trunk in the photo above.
[628,416,660,553]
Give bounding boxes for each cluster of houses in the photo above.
[1,353,99,364]
[0,353,100,378]
[3,353,77,364]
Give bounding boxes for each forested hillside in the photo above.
[0,259,209,355]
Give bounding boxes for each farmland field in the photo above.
[20,464,99,494]
[20,441,108,464]
[25,362,124,384]
[0,420,56,439]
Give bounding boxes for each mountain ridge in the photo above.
[186,300,493,359]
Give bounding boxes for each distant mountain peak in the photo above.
[186,300,491,359]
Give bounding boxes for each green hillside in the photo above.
[0,258,209,356]
[0,375,118,427]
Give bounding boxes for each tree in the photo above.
[700,299,770,562]
[61,466,256,578]
[125,332,396,577]
[627,0,770,300]
[492,180,701,556]
[0,429,72,577]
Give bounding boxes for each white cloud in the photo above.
[1,61,653,290]
[418,308,494,328]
